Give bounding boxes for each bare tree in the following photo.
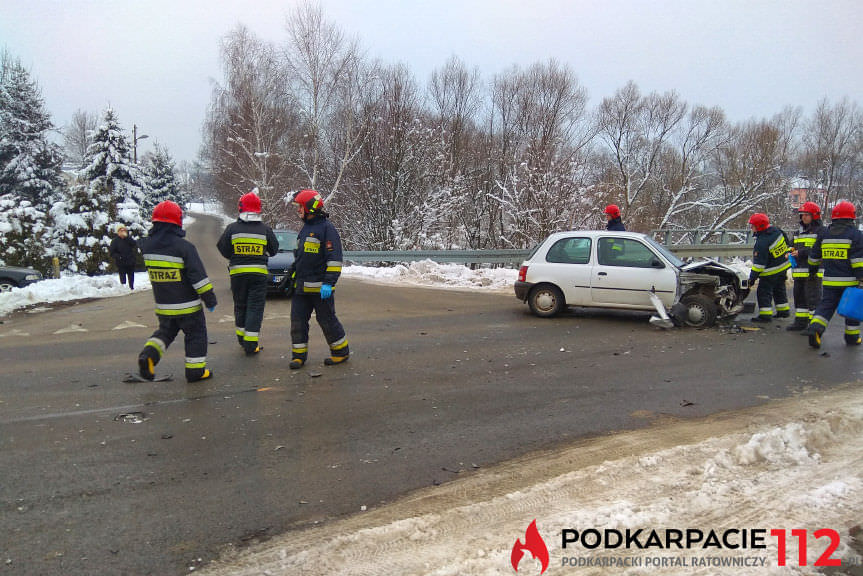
[63,109,97,169]
[799,98,862,208]
[282,1,365,197]
[707,108,800,231]
[489,60,595,247]
[596,81,687,229]
[654,105,728,232]
[204,25,296,225]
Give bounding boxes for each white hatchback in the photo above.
[514,231,750,327]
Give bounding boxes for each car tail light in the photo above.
[518,265,528,283]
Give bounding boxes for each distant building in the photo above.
[788,178,825,209]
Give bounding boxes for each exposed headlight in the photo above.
[25,274,40,281]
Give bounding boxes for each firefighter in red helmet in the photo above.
[804,201,863,348]
[787,201,825,331]
[287,189,350,368]
[747,212,791,322]
[138,201,218,382]
[603,204,626,231]
[216,189,279,355]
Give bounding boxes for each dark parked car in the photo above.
[0,266,43,292]
[267,230,299,296]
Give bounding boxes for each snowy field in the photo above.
[200,385,863,576]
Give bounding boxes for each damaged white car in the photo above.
[514,231,750,328]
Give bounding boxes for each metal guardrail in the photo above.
[344,244,752,265]
[344,250,530,265]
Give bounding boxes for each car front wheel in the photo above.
[680,293,717,328]
[0,279,17,292]
[528,284,565,318]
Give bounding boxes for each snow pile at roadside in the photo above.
[0,273,151,317]
[200,386,863,576]
[343,260,518,293]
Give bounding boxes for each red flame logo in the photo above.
[511,519,549,574]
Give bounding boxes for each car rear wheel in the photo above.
[528,284,565,318]
[0,278,17,292]
[680,293,717,328]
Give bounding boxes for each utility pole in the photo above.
[132,124,149,164]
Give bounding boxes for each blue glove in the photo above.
[320,284,333,299]
[207,306,216,312]
[788,254,797,268]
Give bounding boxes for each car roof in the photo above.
[543,230,650,241]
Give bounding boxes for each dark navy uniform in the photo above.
[749,226,791,320]
[217,217,278,353]
[807,219,863,344]
[290,214,348,365]
[606,218,626,231]
[789,218,824,328]
[139,222,217,381]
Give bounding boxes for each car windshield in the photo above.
[644,236,685,268]
[274,231,298,252]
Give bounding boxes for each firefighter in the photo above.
[138,201,217,382]
[287,189,349,369]
[747,213,791,322]
[787,201,825,331]
[804,200,863,349]
[216,190,279,355]
[604,204,626,231]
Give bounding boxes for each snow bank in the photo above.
[343,260,518,293]
[0,273,151,317]
[199,386,863,576]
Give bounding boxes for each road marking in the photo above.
[112,320,148,330]
[0,329,30,338]
[54,324,88,334]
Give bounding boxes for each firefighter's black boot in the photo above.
[137,347,160,381]
[187,368,214,382]
[804,325,821,349]
[845,333,862,346]
[324,341,350,366]
[775,309,791,319]
[786,317,809,331]
[289,358,304,369]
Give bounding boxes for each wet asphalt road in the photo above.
[2,214,862,575]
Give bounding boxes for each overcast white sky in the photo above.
[2,0,861,163]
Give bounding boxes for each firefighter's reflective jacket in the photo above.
[807,220,863,287]
[292,215,343,294]
[750,226,791,281]
[216,219,279,275]
[791,219,825,278]
[143,222,216,315]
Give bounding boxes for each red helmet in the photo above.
[293,189,324,218]
[604,204,621,219]
[238,191,262,213]
[748,212,769,232]
[798,201,821,220]
[831,201,856,220]
[152,201,183,226]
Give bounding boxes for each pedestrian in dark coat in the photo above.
[109,224,139,289]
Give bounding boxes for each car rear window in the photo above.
[546,238,591,264]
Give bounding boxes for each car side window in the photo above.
[598,238,658,268]
[546,238,591,264]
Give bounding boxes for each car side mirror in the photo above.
[650,257,665,269]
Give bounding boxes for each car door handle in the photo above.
[598,272,607,276]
